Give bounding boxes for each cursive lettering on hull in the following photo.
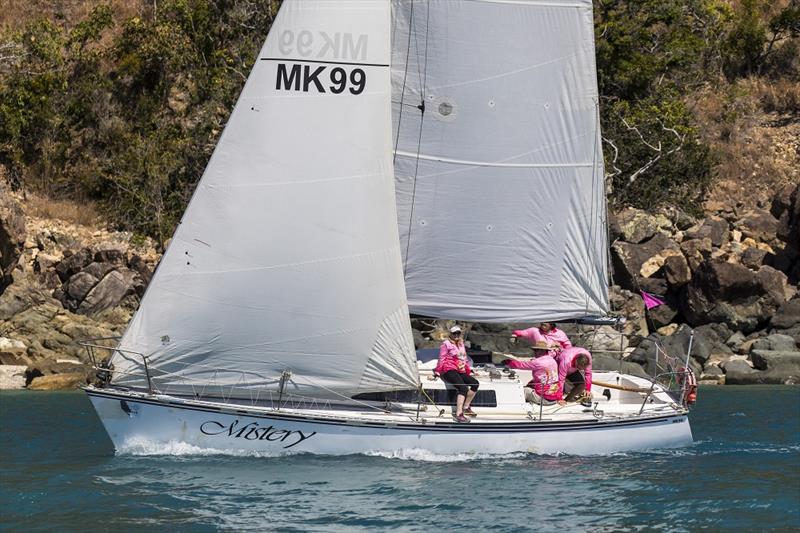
[200,419,316,449]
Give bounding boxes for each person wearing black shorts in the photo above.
[435,326,480,423]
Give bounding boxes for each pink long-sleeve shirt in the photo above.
[558,347,592,392]
[508,355,561,401]
[512,327,573,358]
[436,339,471,375]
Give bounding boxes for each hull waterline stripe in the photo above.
[260,57,390,68]
[86,389,687,434]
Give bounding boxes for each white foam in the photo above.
[362,448,528,462]
[116,437,287,458]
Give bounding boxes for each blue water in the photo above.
[1,387,798,531]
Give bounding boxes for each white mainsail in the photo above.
[111,0,419,399]
[391,0,609,322]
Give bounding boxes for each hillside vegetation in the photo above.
[1,0,798,241]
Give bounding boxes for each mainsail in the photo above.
[392,0,609,322]
[111,0,419,399]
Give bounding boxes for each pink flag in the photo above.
[640,290,665,310]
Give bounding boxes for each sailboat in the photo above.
[83,0,693,455]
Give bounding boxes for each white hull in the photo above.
[86,387,693,456]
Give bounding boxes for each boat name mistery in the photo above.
[200,419,316,449]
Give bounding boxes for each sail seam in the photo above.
[394,151,594,168]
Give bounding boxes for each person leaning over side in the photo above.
[436,325,479,423]
[557,346,593,403]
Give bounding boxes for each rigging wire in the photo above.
[585,97,604,315]
[402,0,431,277]
[393,0,415,164]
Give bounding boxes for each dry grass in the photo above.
[0,0,146,33]
[690,77,800,211]
[25,193,104,228]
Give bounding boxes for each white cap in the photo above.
[449,325,462,333]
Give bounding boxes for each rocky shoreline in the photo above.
[1,181,798,390]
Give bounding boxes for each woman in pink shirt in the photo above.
[511,323,572,358]
[506,342,566,406]
[435,326,479,423]
[558,346,592,402]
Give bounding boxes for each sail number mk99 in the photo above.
[276,63,366,95]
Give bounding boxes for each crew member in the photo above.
[558,346,593,402]
[511,323,572,358]
[506,341,565,406]
[436,325,479,423]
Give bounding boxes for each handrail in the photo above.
[77,337,154,395]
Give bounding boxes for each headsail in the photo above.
[392,0,609,322]
[112,0,419,399]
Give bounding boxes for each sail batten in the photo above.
[111,0,419,399]
[392,0,609,322]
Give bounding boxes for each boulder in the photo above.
[680,238,713,271]
[664,254,691,287]
[55,248,93,282]
[77,268,138,316]
[749,334,798,353]
[64,271,99,302]
[0,365,27,389]
[611,233,681,291]
[681,259,784,333]
[756,265,790,303]
[591,352,649,379]
[0,186,26,294]
[685,216,730,248]
[734,209,780,246]
[647,299,680,329]
[93,242,127,264]
[747,350,800,384]
[610,208,660,244]
[699,364,725,385]
[27,372,88,390]
[772,299,800,329]
[722,358,761,384]
[740,247,770,270]
[586,325,628,353]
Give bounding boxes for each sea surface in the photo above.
[1,386,798,532]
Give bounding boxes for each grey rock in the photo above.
[726,331,746,351]
[772,299,800,329]
[664,254,691,287]
[55,248,93,282]
[747,350,800,384]
[680,238,713,271]
[734,209,780,245]
[722,359,761,385]
[610,208,660,244]
[682,259,784,333]
[77,268,138,316]
[64,272,99,302]
[0,186,26,295]
[741,247,770,270]
[685,216,730,248]
[592,352,649,379]
[93,243,126,265]
[81,262,116,280]
[611,233,681,291]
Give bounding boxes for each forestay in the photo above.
[391,0,609,322]
[112,0,419,399]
